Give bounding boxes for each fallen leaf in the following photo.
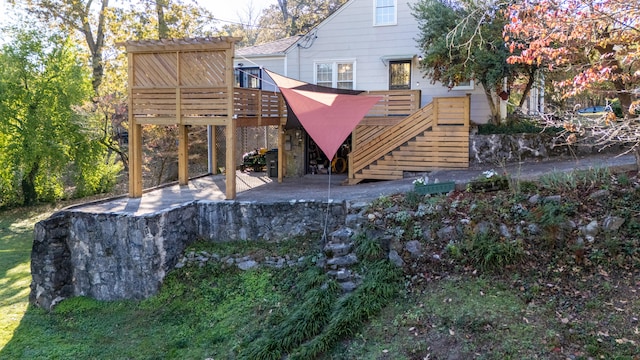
[615,338,636,345]
[449,328,455,336]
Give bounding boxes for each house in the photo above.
[234,0,491,180]
[234,0,490,119]
[234,36,301,92]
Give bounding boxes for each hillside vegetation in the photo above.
[1,167,639,359]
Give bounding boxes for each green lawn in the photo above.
[0,208,52,350]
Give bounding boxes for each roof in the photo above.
[119,36,241,52]
[236,36,302,57]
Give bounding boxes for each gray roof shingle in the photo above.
[236,36,301,57]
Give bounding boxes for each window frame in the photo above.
[234,67,262,89]
[313,60,356,89]
[373,0,397,26]
[452,80,474,91]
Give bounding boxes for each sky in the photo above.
[206,0,277,23]
[0,0,278,30]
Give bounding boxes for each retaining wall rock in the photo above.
[31,200,346,310]
[469,133,621,164]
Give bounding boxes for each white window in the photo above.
[374,0,396,26]
[452,80,474,91]
[314,61,355,89]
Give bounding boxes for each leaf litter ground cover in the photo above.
[333,168,640,359]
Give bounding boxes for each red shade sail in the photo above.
[265,70,382,160]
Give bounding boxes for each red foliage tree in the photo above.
[504,0,640,116]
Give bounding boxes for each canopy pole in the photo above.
[321,165,332,244]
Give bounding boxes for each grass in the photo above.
[1,169,640,359]
[323,277,547,360]
[0,235,402,359]
[0,207,53,350]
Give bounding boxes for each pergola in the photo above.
[120,37,249,199]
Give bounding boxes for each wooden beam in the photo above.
[119,37,240,53]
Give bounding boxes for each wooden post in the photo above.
[225,120,236,199]
[278,123,284,183]
[127,52,143,198]
[129,123,143,197]
[464,94,471,128]
[176,51,189,185]
[225,45,236,199]
[209,125,217,174]
[433,97,440,128]
[348,125,358,182]
[178,124,189,184]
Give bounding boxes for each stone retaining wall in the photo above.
[31,200,346,310]
[469,133,620,164]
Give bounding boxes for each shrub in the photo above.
[477,118,560,135]
[463,231,524,271]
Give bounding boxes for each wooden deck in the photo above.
[129,79,469,184]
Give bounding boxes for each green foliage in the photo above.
[0,27,117,207]
[73,152,123,198]
[477,118,561,134]
[354,233,385,261]
[412,0,513,122]
[539,167,612,193]
[463,231,524,271]
[239,280,339,359]
[291,261,402,359]
[368,195,394,211]
[402,190,424,209]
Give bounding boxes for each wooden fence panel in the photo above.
[133,53,177,87]
[179,51,226,86]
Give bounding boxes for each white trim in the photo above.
[380,54,415,66]
[452,80,474,91]
[313,59,357,89]
[373,0,397,26]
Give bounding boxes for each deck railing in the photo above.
[232,88,421,121]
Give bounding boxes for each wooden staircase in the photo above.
[348,96,469,184]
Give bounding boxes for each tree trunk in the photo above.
[518,67,537,109]
[156,0,169,39]
[483,87,500,125]
[596,43,632,117]
[21,162,40,205]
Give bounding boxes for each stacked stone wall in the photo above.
[31,200,346,310]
